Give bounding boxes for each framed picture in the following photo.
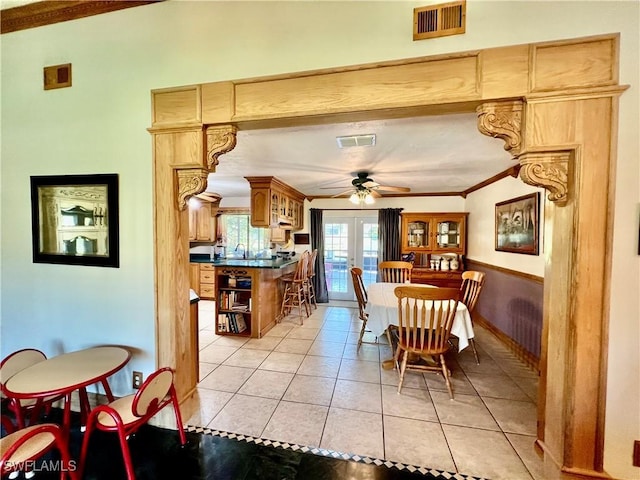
[293,233,310,245]
[30,174,120,267]
[495,192,540,255]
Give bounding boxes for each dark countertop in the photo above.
[190,254,298,269]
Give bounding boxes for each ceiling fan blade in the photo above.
[319,186,352,189]
[361,180,379,188]
[330,190,355,198]
[370,190,382,198]
[375,185,411,193]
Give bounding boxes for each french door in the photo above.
[323,214,378,301]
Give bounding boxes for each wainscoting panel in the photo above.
[466,259,543,367]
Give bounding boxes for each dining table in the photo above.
[3,346,131,436]
[365,282,475,352]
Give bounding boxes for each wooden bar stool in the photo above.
[305,249,318,310]
[279,251,310,325]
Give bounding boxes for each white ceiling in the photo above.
[207,112,516,199]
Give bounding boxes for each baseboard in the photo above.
[475,313,540,372]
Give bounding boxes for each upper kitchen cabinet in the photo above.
[188,198,220,242]
[245,177,306,230]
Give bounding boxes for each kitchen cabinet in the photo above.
[245,176,306,231]
[190,262,215,299]
[188,202,216,242]
[400,212,468,288]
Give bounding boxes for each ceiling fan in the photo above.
[321,171,411,204]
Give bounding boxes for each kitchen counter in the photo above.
[189,254,298,269]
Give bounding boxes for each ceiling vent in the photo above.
[413,0,466,41]
[336,134,376,149]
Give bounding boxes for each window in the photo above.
[219,214,269,258]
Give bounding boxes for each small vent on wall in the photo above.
[413,0,466,41]
[43,63,72,90]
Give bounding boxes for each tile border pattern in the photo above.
[185,424,489,480]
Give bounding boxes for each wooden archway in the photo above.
[148,34,626,479]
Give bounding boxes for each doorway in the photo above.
[323,212,378,301]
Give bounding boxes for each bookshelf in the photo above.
[216,269,253,336]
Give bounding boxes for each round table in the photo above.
[4,346,131,434]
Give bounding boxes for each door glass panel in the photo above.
[324,222,349,298]
[324,215,378,301]
[361,221,378,289]
[407,221,428,248]
[436,221,460,248]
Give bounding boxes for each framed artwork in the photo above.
[293,233,310,245]
[30,174,120,267]
[495,192,540,255]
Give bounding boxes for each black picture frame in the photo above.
[495,192,540,255]
[293,233,310,245]
[30,174,120,267]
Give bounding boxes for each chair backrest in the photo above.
[350,267,368,320]
[394,286,460,353]
[293,250,309,282]
[307,249,318,278]
[132,368,175,418]
[0,349,47,398]
[459,270,486,313]
[379,261,413,283]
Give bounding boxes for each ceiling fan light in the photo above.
[349,192,360,204]
[364,192,375,204]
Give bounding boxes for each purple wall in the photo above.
[469,261,543,358]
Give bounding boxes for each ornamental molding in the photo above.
[476,100,524,155]
[176,168,209,211]
[518,150,571,205]
[206,125,237,171]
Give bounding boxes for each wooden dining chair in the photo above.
[350,267,370,352]
[1,418,78,480]
[0,349,64,429]
[378,261,413,283]
[279,250,310,324]
[394,285,460,399]
[459,270,486,364]
[79,367,186,480]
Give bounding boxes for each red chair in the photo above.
[1,417,78,480]
[78,367,186,480]
[0,349,64,429]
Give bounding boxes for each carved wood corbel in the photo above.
[206,125,237,171]
[518,150,571,205]
[176,168,209,211]
[476,100,524,155]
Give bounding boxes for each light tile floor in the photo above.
[184,300,544,480]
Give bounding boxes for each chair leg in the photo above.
[440,355,454,400]
[116,427,136,480]
[78,413,96,480]
[469,338,480,364]
[170,387,187,446]
[357,320,367,352]
[397,349,409,394]
[51,428,78,480]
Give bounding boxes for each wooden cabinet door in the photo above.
[250,188,270,227]
[401,214,432,252]
[188,207,197,241]
[195,203,213,241]
[431,214,466,254]
[189,263,200,294]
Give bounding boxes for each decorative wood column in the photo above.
[477,93,622,479]
[149,120,237,401]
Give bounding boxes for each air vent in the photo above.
[413,0,466,41]
[336,134,376,149]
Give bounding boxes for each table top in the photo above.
[4,346,131,398]
[365,282,473,352]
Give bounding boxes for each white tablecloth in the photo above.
[364,282,474,352]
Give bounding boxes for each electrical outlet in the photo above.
[132,371,143,389]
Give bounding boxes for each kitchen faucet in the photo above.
[235,243,246,259]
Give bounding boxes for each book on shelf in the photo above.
[217,313,229,333]
[234,313,247,333]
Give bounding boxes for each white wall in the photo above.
[1,2,637,477]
